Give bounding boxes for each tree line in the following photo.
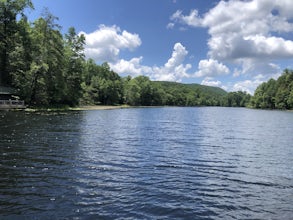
[0,0,228,108]
[1,0,292,110]
[250,69,293,109]
[1,0,86,106]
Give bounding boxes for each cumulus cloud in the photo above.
[164,43,188,70]
[232,79,264,95]
[171,9,202,27]
[170,0,293,77]
[195,59,230,77]
[201,77,266,95]
[201,77,222,87]
[80,25,141,62]
[242,35,293,58]
[233,59,282,77]
[81,26,193,82]
[201,77,228,91]
[110,57,153,77]
[230,69,282,94]
[110,42,192,81]
[146,42,192,81]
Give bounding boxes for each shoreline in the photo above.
[13,105,293,112]
[22,105,131,112]
[71,105,131,111]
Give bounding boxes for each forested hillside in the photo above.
[152,81,227,106]
[0,0,292,109]
[81,70,228,107]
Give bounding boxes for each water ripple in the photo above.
[1,108,293,219]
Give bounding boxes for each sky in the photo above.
[27,0,293,94]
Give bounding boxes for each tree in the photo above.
[83,59,97,86]
[125,78,141,105]
[0,0,33,85]
[81,61,124,105]
[135,76,154,106]
[151,83,166,106]
[275,69,292,109]
[64,27,85,106]
[263,79,277,109]
[251,69,293,110]
[287,81,293,109]
[9,18,33,102]
[226,91,251,107]
[27,11,65,106]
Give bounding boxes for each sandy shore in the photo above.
[72,105,131,111]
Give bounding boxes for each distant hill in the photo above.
[154,81,227,96]
[151,81,227,106]
[187,83,227,96]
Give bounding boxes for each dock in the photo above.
[0,100,25,109]
[0,86,25,109]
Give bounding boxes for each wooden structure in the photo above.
[0,86,25,109]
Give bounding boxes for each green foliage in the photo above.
[27,13,65,106]
[124,78,141,106]
[81,61,124,105]
[1,4,86,107]
[121,79,230,107]
[251,69,293,110]
[63,27,85,106]
[1,1,292,110]
[225,91,251,107]
[124,76,162,106]
[151,81,227,106]
[0,0,33,85]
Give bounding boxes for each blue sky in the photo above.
[27,0,293,94]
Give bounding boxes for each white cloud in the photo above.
[243,35,293,58]
[232,79,264,95]
[195,59,230,77]
[110,56,153,77]
[80,25,141,62]
[170,0,293,78]
[171,9,202,27]
[201,77,228,91]
[201,77,221,87]
[204,0,293,61]
[201,76,268,95]
[231,69,282,95]
[146,42,192,81]
[166,22,175,29]
[110,42,192,82]
[164,43,188,70]
[233,59,282,77]
[200,68,282,95]
[81,26,193,82]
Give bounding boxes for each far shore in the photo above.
[22,105,131,112]
[22,105,174,112]
[71,105,131,111]
[16,105,293,112]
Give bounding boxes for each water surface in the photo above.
[0,107,292,219]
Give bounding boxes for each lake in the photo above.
[0,107,292,219]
